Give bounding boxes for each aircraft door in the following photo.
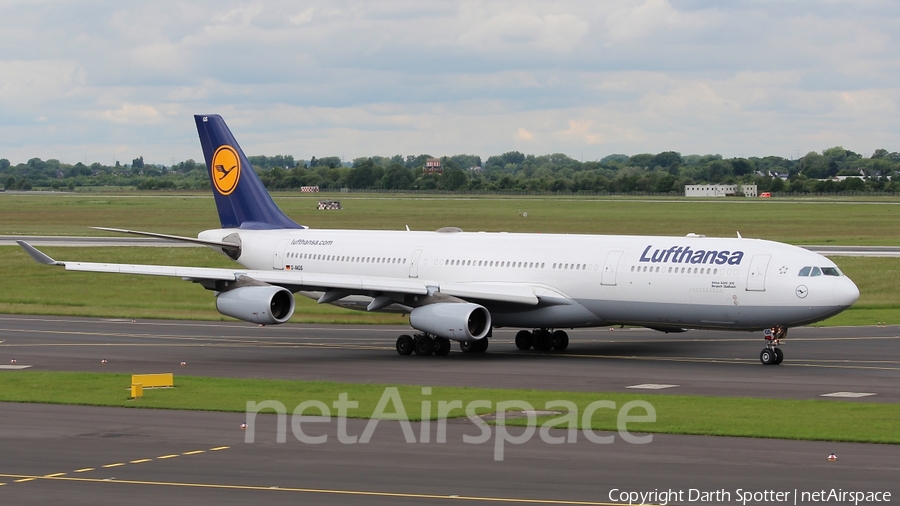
[409,249,423,278]
[601,251,623,286]
[746,254,771,291]
[273,239,290,270]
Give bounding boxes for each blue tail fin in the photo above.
[195,115,304,230]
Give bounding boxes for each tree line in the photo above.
[2,147,899,194]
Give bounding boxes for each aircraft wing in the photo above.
[17,241,548,306]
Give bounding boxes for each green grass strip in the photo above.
[1,371,897,444]
[1,246,899,326]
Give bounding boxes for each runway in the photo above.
[0,235,194,247]
[1,315,898,402]
[1,315,898,505]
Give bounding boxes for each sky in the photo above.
[1,0,898,166]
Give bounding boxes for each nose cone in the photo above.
[835,277,860,307]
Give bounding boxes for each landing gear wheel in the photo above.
[551,330,569,351]
[534,329,553,351]
[773,347,784,365]
[396,335,414,356]
[759,348,776,365]
[762,326,787,365]
[414,335,435,356]
[460,339,488,353]
[434,337,452,356]
[515,330,533,350]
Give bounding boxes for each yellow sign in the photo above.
[132,373,174,388]
[211,145,241,195]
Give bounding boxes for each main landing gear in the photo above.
[759,326,786,365]
[515,329,569,352]
[395,333,479,356]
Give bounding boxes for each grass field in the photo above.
[3,192,900,245]
[1,372,896,444]
[2,192,900,324]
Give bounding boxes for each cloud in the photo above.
[0,60,86,109]
[456,4,590,55]
[514,128,534,141]
[101,103,163,124]
[0,1,898,165]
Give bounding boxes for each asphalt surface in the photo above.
[1,315,898,402]
[1,315,898,505]
[1,403,897,506]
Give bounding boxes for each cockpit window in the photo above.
[799,266,842,277]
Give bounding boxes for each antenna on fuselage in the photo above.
[737,231,743,239]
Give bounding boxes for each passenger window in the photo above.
[810,267,822,277]
[821,267,840,276]
[798,267,811,277]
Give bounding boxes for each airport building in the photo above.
[684,184,758,197]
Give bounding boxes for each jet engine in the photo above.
[409,302,491,342]
[216,285,295,324]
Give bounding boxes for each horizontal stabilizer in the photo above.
[91,227,241,252]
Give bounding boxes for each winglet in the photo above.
[16,241,64,266]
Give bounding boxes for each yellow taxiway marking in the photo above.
[14,478,36,483]
[102,463,126,468]
[156,455,179,460]
[43,473,66,478]
[73,468,94,473]
[130,459,152,464]
[209,446,229,451]
[182,450,205,455]
[0,473,625,505]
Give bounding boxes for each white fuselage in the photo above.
[200,228,860,331]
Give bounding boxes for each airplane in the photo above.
[17,115,860,365]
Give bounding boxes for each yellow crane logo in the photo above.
[211,145,241,195]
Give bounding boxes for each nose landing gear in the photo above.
[760,326,786,365]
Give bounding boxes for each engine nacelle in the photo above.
[409,302,491,342]
[216,285,295,324]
